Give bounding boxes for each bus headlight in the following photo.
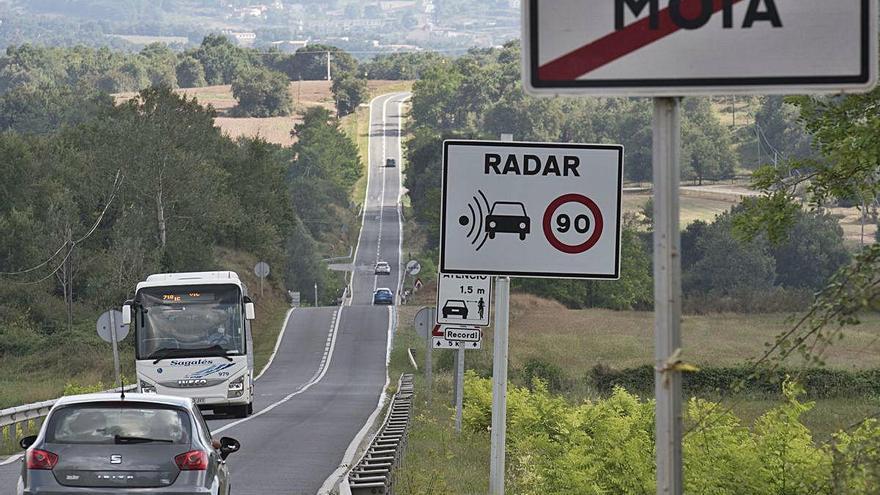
[140,381,157,394]
[227,377,245,398]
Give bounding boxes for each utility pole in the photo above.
[314,282,318,307]
[326,51,331,81]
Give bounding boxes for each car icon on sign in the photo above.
[442,300,469,319]
[486,201,529,241]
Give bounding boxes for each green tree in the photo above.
[192,34,252,85]
[331,74,367,117]
[231,67,292,117]
[175,56,206,88]
[683,210,776,297]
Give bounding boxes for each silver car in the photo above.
[17,393,240,495]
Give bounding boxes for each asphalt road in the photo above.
[0,91,410,495]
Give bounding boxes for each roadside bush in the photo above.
[520,357,567,393]
[682,286,813,314]
[591,364,880,399]
[463,373,880,494]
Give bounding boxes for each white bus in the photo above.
[122,271,255,417]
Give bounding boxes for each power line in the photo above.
[0,170,123,281]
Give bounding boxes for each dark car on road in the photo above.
[442,300,469,319]
[486,202,529,241]
[385,158,396,167]
[17,393,240,495]
[373,288,394,305]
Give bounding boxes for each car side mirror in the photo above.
[121,301,133,325]
[20,435,37,450]
[219,437,240,460]
[244,302,255,321]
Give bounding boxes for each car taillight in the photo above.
[27,449,58,470]
[175,450,208,471]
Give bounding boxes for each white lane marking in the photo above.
[349,94,388,307]
[317,306,394,495]
[317,92,410,495]
[213,307,343,435]
[254,308,295,381]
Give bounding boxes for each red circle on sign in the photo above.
[542,194,604,254]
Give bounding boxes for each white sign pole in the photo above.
[109,310,121,389]
[489,276,510,495]
[454,344,465,433]
[653,97,683,495]
[425,307,435,404]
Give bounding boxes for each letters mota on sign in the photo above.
[485,153,581,176]
[615,0,783,31]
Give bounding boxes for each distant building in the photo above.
[379,1,417,11]
[224,31,257,46]
[269,40,310,53]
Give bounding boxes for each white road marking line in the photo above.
[213,307,343,435]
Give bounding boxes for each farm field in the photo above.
[117,80,408,147]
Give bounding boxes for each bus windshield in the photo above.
[135,284,245,360]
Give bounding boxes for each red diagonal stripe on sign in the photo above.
[538,0,746,81]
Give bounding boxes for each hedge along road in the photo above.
[0,92,410,495]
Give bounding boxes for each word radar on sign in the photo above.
[615,0,783,31]
[485,153,580,177]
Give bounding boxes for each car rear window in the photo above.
[46,404,191,445]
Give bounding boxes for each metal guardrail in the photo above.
[0,385,136,453]
[347,374,414,495]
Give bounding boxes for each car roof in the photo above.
[446,299,466,304]
[375,287,392,292]
[53,393,194,409]
[376,261,389,265]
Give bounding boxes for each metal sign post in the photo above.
[425,308,435,403]
[254,261,270,297]
[109,311,121,389]
[489,276,510,495]
[653,97,683,494]
[97,310,128,389]
[455,345,465,433]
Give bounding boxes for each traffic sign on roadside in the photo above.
[523,0,878,96]
[437,273,491,326]
[433,325,482,350]
[440,140,623,279]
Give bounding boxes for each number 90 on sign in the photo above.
[542,194,603,255]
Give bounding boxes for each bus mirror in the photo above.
[244,302,255,320]
[121,304,132,325]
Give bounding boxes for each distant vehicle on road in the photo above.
[486,201,530,241]
[373,288,394,305]
[442,300,469,319]
[385,158,396,167]
[123,272,256,418]
[375,261,391,275]
[17,393,240,495]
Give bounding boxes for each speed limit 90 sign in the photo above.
[440,140,623,279]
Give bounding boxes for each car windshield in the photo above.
[377,262,389,267]
[46,404,191,445]
[491,202,526,216]
[377,289,392,296]
[135,284,245,359]
[446,300,466,307]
